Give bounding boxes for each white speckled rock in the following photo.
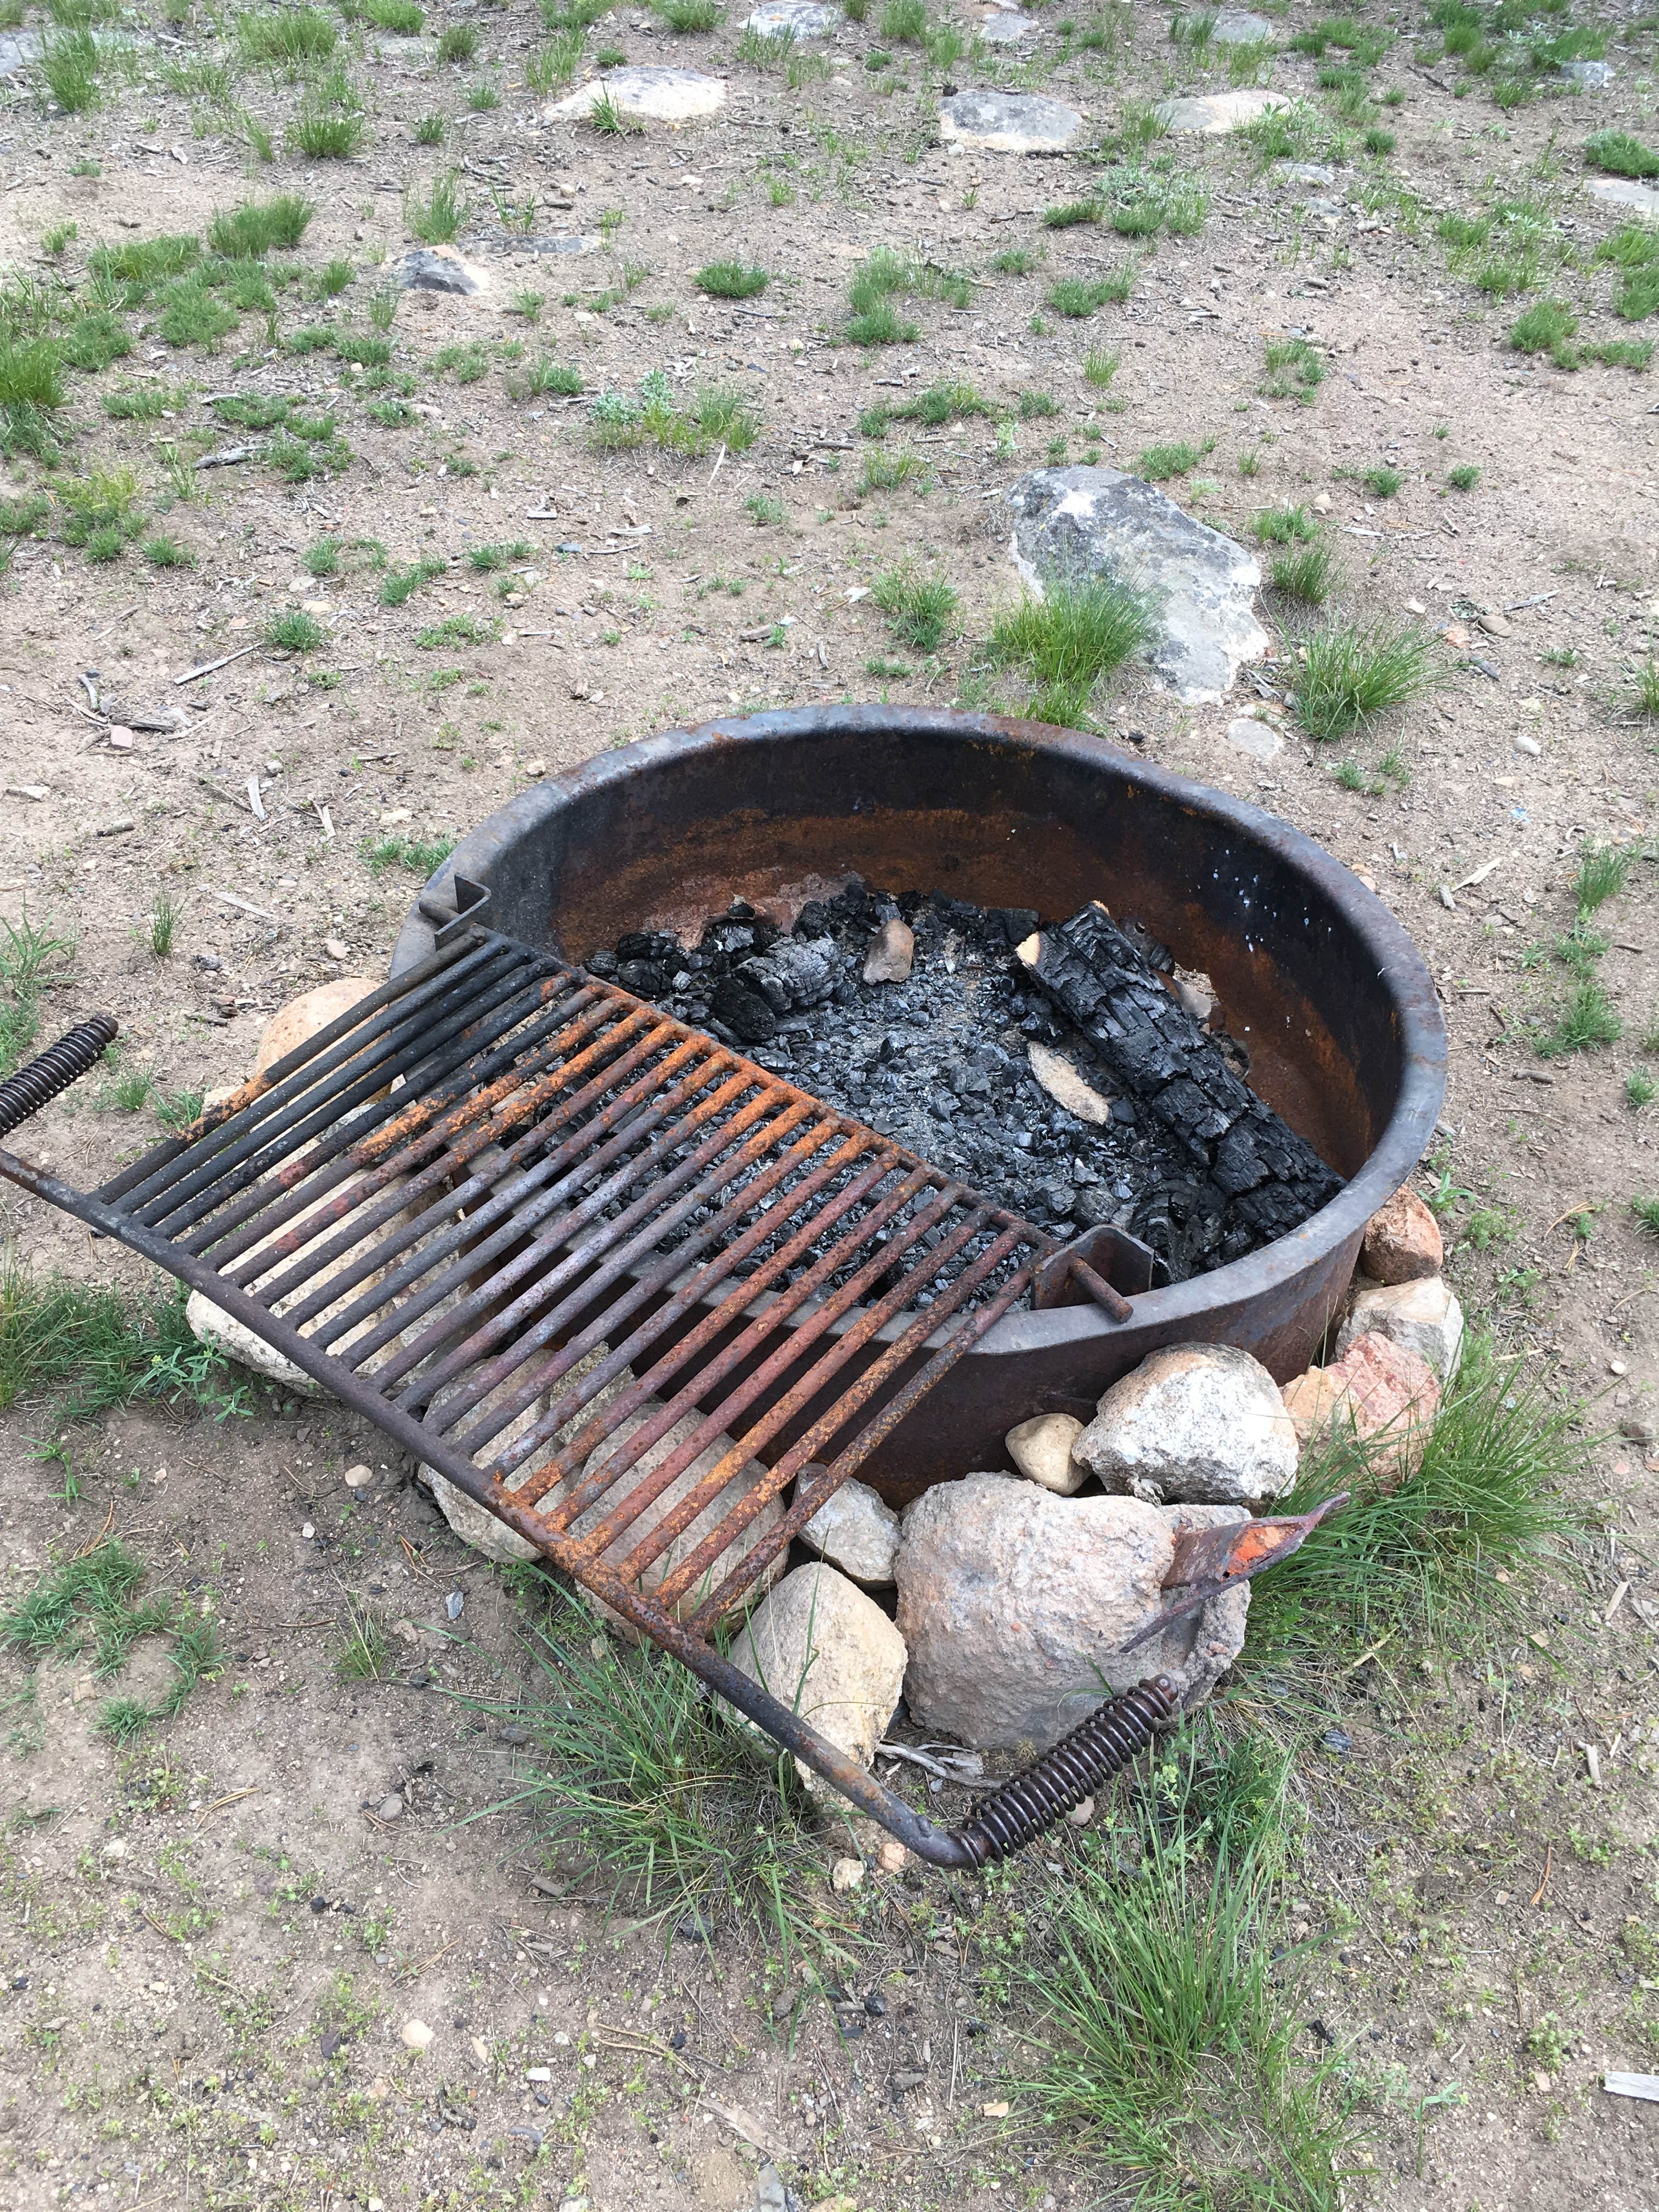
[1008,467,1268,704]
[549,66,726,122]
[799,1476,901,1585]
[744,0,836,32]
[729,1562,907,1795]
[1005,1412,1086,1495]
[894,1472,1248,1749]
[1073,1342,1299,1506]
[1155,86,1287,134]
[1338,1274,1464,1380]
[1211,8,1274,42]
[938,88,1084,153]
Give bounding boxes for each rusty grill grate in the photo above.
[0,921,1353,1867]
[102,925,1053,1629]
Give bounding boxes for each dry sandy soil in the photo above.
[2,0,1659,2207]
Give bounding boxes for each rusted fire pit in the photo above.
[394,706,1447,1499]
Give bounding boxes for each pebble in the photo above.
[1477,612,1511,636]
[378,1792,405,1821]
[831,1855,866,1893]
[1312,491,1332,513]
[1438,885,1457,911]
[342,1463,372,1489]
[1514,733,1542,757]
[1403,598,1426,616]
[400,2018,434,2051]
[445,1590,464,1620]
[324,937,349,961]
[1065,1796,1096,1826]
[108,726,134,751]
[302,1521,315,1539]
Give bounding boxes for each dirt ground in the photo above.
[3,0,1659,2205]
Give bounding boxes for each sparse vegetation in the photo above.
[989,572,1151,726]
[694,260,768,300]
[1295,617,1439,740]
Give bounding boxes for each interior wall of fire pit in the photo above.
[395,708,1446,1502]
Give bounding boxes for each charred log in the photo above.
[1017,902,1344,1277]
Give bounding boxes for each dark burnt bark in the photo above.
[1018,901,1344,1276]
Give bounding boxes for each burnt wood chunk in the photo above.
[1017,902,1343,1272]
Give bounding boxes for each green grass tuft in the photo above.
[1572,839,1633,917]
[1585,129,1659,181]
[1536,978,1622,1058]
[694,259,768,299]
[1295,617,1438,740]
[264,607,324,651]
[873,563,957,653]
[989,572,1150,726]
[236,7,337,65]
[207,194,314,257]
[1270,539,1336,605]
[407,171,467,245]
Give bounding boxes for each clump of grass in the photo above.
[1585,129,1659,181]
[264,608,324,651]
[656,0,720,25]
[288,65,368,159]
[873,564,957,653]
[379,556,444,606]
[467,539,535,572]
[1263,335,1324,402]
[0,1257,247,1427]
[1082,346,1119,389]
[1295,617,1438,740]
[236,7,337,65]
[0,339,66,459]
[1536,979,1622,1058]
[1509,297,1577,365]
[1019,390,1057,420]
[470,1583,833,1948]
[1250,1333,1577,1640]
[991,246,1039,276]
[1019,1720,1354,2208]
[142,534,194,569]
[694,260,767,300]
[1624,1069,1655,1110]
[207,194,314,257]
[586,85,645,135]
[1446,462,1480,490]
[1572,839,1634,918]
[989,572,1151,727]
[1252,502,1316,545]
[520,357,583,398]
[1047,269,1135,319]
[527,28,584,89]
[1362,462,1403,498]
[1043,198,1103,230]
[336,1597,391,1681]
[1629,659,1659,717]
[1138,439,1209,482]
[1270,539,1336,605]
[436,20,477,59]
[407,170,467,244]
[359,830,456,875]
[743,490,785,526]
[57,465,142,550]
[40,27,100,113]
[413,111,445,143]
[1633,1194,1659,1234]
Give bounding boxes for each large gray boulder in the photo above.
[938,89,1084,153]
[1074,1341,1299,1506]
[895,1473,1249,1750]
[1007,467,1268,703]
[729,1562,907,1795]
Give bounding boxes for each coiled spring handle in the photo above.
[0,1017,119,1141]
